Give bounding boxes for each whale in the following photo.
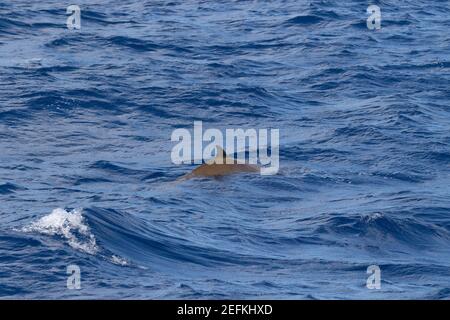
[180,146,260,179]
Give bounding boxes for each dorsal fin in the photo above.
[206,145,228,164]
[216,145,227,158]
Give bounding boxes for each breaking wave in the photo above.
[22,208,99,255]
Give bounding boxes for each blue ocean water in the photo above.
[1,0,450,299]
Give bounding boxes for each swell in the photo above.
[82,207,261,268]
[18,207,265,269]
[311,212,450,250]
[0,183,26,194]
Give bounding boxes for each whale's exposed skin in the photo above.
[181,146,259,179]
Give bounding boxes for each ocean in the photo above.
[0,0,449,299]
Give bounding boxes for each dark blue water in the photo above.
[1,0,450,299]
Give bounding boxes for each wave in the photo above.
[20,207,261,269]
[107,36,163,52]
[19,206,450,273]
[0,17,30,35]
[81,207,261,268]
[284,15,324,26]
[21,208,130,267]
[0,183,25,194]
[22,208,99,255]
[313,212,450,249]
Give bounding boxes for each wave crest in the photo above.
[22,208,99,255]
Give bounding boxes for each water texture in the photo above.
[0,0,449,299]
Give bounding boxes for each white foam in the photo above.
[111,255,128,266]
[363,212,384,222]
[23,208,99,255]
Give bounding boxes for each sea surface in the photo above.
[1,0,449,299]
